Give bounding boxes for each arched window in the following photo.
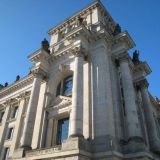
[56,75,73,97]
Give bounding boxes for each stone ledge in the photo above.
[26,146,61,157]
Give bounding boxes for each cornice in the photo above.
[50,26,90,60]
[0,74,33,99]
[114,31,136,49]
[27,48,51,64]
[0,91,31,109]
[48,0,115,35]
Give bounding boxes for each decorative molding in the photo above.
[116,52,129,62]
[31,67,47,79]
[0,91,31,109]
[59,64,72,73]
[28,49,51,64]
[47,0,114,35]
[26,146,61,157]
[46,96,72,111]
[71,46,86,57]
[113,31,136,49]
[0,75,33,99]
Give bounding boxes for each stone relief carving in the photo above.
[47,95,72,110]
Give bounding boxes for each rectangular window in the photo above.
[6,127,14,140]
[10,106,18,119]
[56,117,69,145]
[2,147,10,160]
[63,76,73,96]
[0,111,5,123]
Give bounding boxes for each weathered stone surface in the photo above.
[0,0,160,160]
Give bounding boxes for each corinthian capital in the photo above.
[31,67,47,79]
[117,52,129,62]
[71,46,85,57]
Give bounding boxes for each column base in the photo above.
[62,136,90,151]
[122,136,146,153]
[12,148,26,158]
[150,139,160,154]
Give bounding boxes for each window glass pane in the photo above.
[3,147,9,160]
[57,118,69,145]
[63,76,73,96]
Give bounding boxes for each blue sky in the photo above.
[0,0,159,98]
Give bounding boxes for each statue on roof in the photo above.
[113,24,121,36]
[41,38,50,54]
[132,50,140,64]
[76,16,84,26]
[15,75,20,82]
[4,82,8,87]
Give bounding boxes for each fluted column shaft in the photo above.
[69,53,84,137]
[139,80,160,152]
[119,57,142,140]
[21,72,43,148]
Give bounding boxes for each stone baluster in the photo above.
[20,68,46,148]
[119,54,143,141]
[138,79,160,152]
[69,47,84,137]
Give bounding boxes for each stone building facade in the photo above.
[0,0,160,160]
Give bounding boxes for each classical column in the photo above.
[69,48,84,137]
[45,118,54,147]
[11,96,26,152]
[91,45,115,138]
[119,55,142,141]
[138,79,160,152]
[20,69,45,148]
[0,102,11,155]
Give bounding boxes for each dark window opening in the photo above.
[10,106,18,119]
[3,147,10,160]
[0,111,5,123]
[56,117,69,145]
[56,76,73,97]
[6,128,14,140]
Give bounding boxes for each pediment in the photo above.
[48,95,72,110]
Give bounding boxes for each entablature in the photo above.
[0,75,33,99]
[0,91,30,110]
[48,0,117,47]
[48,0,115,35]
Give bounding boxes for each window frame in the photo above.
[56,75,73,97]
[10,106,19,119]
[6,127,14,140]
[2,147,10,160]
[56,117,69,145]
